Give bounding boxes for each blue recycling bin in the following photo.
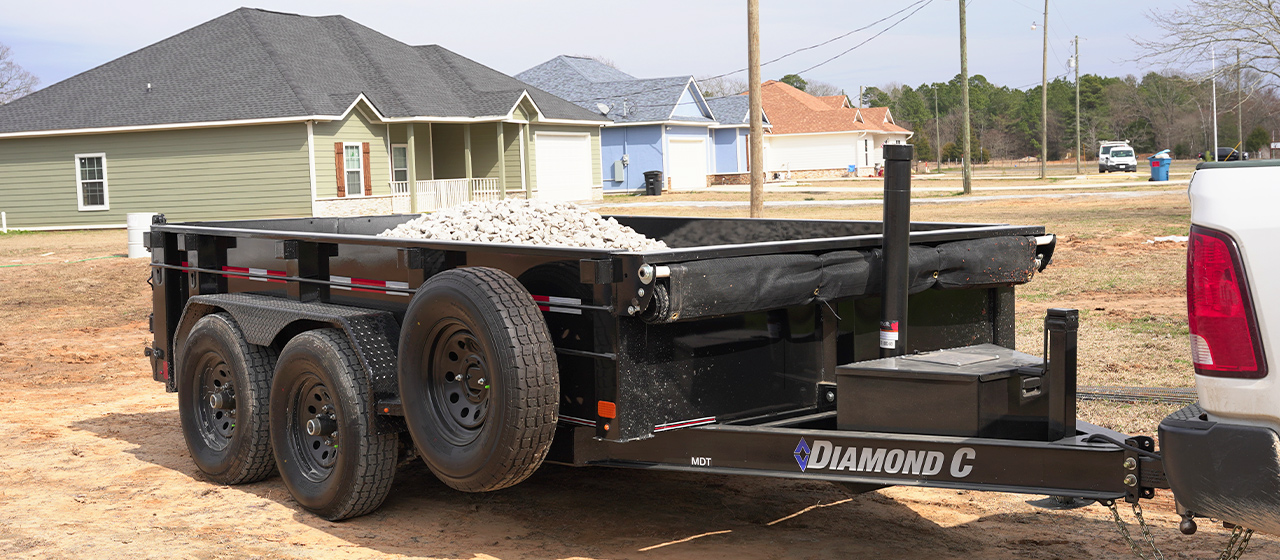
[1148,150,1171,182]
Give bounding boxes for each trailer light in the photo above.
[598,401,616,419]
[1186,226,1267,378]
[603,423,610,432]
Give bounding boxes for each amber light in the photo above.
[597,401,616,418]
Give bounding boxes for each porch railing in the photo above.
[391,178,504,213]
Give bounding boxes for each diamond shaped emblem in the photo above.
[794,439,811,472]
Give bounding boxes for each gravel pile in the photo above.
[379,199,668,252]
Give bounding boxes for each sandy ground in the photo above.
[1,198,1276,560]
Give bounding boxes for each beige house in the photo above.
[0,8,608,230]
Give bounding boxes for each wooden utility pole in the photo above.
[934,88,942,169]
[1039,0,1048,179]
[748,0,764,218]
[1074,36,1080,175]
[959,0,972,194]
[1238,48,1243,152]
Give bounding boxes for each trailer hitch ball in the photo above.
[208,391,235,410]
[1180,516,1198,535]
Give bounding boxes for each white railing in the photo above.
[391,178,505,213]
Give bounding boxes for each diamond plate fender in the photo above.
[173,293,404,433]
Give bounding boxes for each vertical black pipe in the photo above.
[1045,308,1078,440]
[880,144,914,358]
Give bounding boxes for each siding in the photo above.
[313,106,390,197]
[527,124,601,194]
[503,123,523,192]
[714,128,741,173]
[0,123,311,229]
[469,124,499,179]
[431,124,467,179]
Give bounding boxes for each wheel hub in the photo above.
[197,359,237,446]
[291,379,339,474]
[430,326,491,439]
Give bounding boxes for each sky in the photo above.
[1,0,1190,96]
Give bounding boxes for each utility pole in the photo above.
[959,0,972,194]
[1074,36,1080,175]
[748,0,764,218]
[1238,48,1243,153]
[1212,45,1219,162]
[1039,0,1048,179]
[934,88,942,169]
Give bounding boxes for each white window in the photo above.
[75,153,109,211]
[343,143,364,197]
[391,144,409,182]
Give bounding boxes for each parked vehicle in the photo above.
[1197,147,1248,161]
[1098,141,1137,173]
[1160,160,1280,535]
[144,146,1173,527]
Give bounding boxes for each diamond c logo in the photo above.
[794,439,812,472]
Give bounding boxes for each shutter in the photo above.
[335,142,345,197]
[362,142,373,196]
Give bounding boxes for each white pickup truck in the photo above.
[1160,160,1280,534]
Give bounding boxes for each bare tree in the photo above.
[0,43,39,104]
[697,75,749,98]
[572,54,623,71]
[804,79,844,98]
[1137,0,1280,83]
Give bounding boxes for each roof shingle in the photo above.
[0,8,604,134]
[516,56,715,125]
[758,80,910,135]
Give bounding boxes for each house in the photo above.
[516,56,760,193]
[758,80,912,178]
[0,8,609,230]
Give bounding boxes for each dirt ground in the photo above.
[1,194,1276,559]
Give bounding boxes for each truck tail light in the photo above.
[1186,226,1267,378]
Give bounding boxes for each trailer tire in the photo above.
[270,329,397,521]
[399,267,558,493]
[177,312,277,485]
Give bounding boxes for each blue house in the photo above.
[517,56,758,193]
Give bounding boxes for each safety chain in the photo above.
[1104,500,1165,560]
[1219,526,1254,560]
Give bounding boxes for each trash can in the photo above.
[643,170,663,196]
[1148,150,1171,182]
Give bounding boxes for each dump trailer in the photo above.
[145,146,1168,524]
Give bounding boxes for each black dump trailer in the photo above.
[145,146,1166,522]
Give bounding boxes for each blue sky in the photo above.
[1,1,1185,95]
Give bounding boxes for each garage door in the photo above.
[535,133,593,202]
[668,137,708,190]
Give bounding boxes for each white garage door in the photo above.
[535,133,593,202]
[668,137,708,190]
[765,133,858,172]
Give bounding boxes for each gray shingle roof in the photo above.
[0,8,604,134]
[516,56,715,125]
[705,96,749,126]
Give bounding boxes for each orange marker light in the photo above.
[597,401,616,419]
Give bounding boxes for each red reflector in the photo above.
[597,401,616,419]
[1186,226,1267,378]
[162,360,170,380]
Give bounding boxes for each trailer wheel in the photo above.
[399,267,558,493]
[270,329,397,520]
[177,312,277,485]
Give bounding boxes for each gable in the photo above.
[671,84,711,119]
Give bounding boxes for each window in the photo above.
[75,153,109,211]
[344,143,364,197]
[391,144,408,182]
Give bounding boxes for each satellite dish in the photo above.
[596,102,611,115]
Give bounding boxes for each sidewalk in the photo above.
[704,178,1189,194]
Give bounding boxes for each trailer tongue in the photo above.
[145,143,1168,532]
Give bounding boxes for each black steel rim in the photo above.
[195,351,235,451]
[287,373,339,481]
[425,320,491,445]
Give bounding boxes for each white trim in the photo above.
[341,142,365,197]
[74,153,109,211]
[767,130,904,138]
[306,121,318,214]
[602,120,715,128]
[531,118,611,126]
[666,77,715,121]
[505,90,544,121]
[314,194,398,202]
[17,223,128,231]
[0,115,335,139]
[661,125,669,185]
[518,124,527,192]
[532,130,593,138]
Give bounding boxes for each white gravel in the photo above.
[378,199,668,252]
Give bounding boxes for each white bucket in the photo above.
[126,212,158,259]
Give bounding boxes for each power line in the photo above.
[562,1,933,105]
[793,0,937,76]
